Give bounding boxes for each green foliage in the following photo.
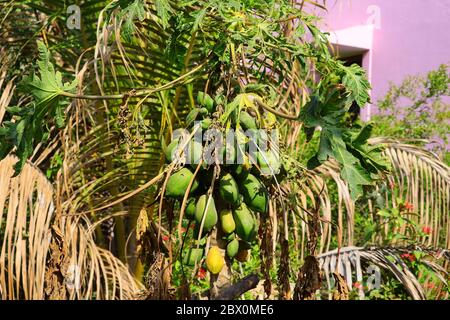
[373,64,450,163]
[301,88,389,199]
[0,41,77,174]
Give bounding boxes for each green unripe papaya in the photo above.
[194,195,218,232]
[219,173,239,205]
[185,198,197,220]
[239,110,257,130]
[240,174,268,214]
[257,149,280,176]
[233,203,257,242]
[220,209,236,234]
[201,118,212,130]
[226,238,239,258]
[166,168,199,198]
[165,138,181,162]
[197,92,215,113]
[221,143,236,165]
[233,164,249,182]
[188,139,203,166]
[183,248,204,266]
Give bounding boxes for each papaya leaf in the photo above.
[119,0,146,42]
[0,41,77,174]
[340,64,371,107]
[301,96,384,200]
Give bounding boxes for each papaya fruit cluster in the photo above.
[164,92,277,274]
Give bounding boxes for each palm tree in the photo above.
[0,0,448,300]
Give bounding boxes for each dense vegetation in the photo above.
[0,0,449,300]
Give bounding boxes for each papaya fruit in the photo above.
[197,92,215,113]
[187,139,203,166]
[206,246,224,274]
[240,174,268,214]
[194,195,218,232]
[165,168,198,198]
[219,173,239,205]
[165,137,181,163]
[183,248,204,266]
[185,197,197,220]
[239,110,257,130]
[233,203,257,242]
[226,238,239,258]
[220,209,236,234]
[232,164,249,182]
[221,142,236,165]
[257,148,280,176]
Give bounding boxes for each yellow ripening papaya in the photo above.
[219,173,239,206]
[194,195,218,232]
[206,246,224,274]
[220,209,236,234]
[233,203,257,242]
[240,173,268,214]
[165,168,198,198]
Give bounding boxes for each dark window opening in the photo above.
[342,54,364,124]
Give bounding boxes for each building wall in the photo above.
[318,0,450,118]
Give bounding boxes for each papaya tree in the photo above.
[1,0,428,300]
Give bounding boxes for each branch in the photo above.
[254,97,300,120]
[213,274,260,300]
[61,60,208,100]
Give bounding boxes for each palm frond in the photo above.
[0,155,143,299]
[318,246,450,300]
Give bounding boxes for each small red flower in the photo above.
[162,235,169,242]
[353,282,363,290]
[422,226,432,235]
[404,201,414,211]
[181,227,186,233]
[424,282,436,290]
[197,268,206,280]
[400,253,416,262]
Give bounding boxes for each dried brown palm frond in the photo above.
[0,155,54,299]
[369,138,450,249]
[318,246,450,300]
[0,155,143,300]
[281,135,449,259]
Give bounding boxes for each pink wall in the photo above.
[318,0,450,117]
